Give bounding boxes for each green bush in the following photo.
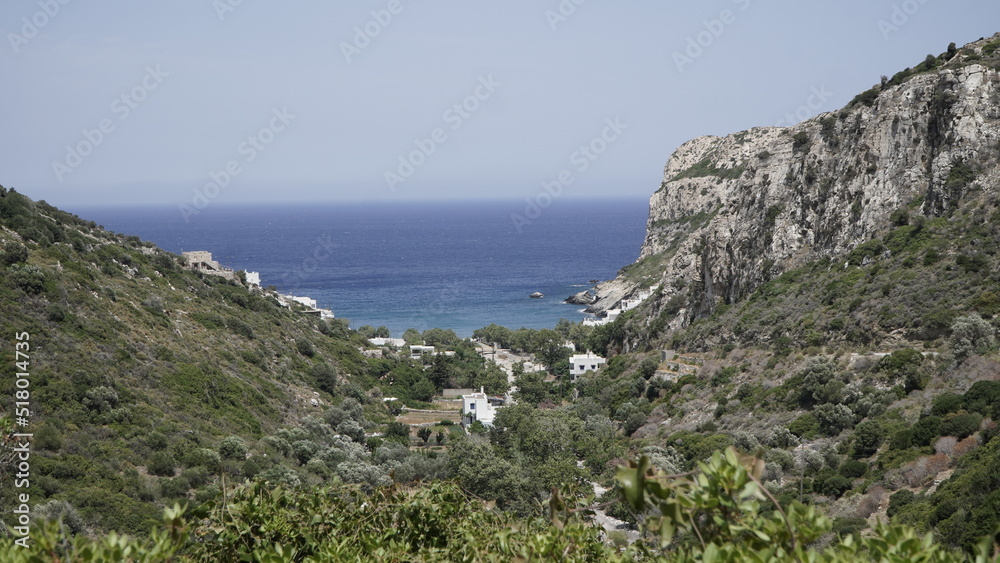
[219,435,249,460]
[838,460,868,479]
[931,393,964,416]
[939,412,982,439]
[147,451,176,477]
[912,416,942,447]
[888,489,916,517]
[788,413,820,438]
[817,474,852,498]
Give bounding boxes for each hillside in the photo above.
[591,33,1000,339]
[3,35,1000,561]
[0,188,386,532]
[568,34,1000,552]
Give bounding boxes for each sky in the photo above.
[2,1,998,210]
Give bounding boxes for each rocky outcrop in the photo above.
[565,290,596,305]
[601,35,1000,329]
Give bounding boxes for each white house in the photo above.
[410,345,436,360]
[570,351,606,378]
[289,295,318,308]
[245,271,261,286]
[461,387,502,427]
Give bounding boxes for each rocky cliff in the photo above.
[593,34,1000,331]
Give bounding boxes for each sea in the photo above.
[69,199,649,338]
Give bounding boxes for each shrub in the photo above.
[219,436,249,460]
[385,422,410,445]
[950,314,997,362]
[912,416,942,447]
[184,448,223,473]
[147,451,176,477]
[792,131,812,152]
[931,393,964,416]
[817,474,852,498]
[765,426,798,448]
[853,419,884,457]
[939,412,982,440]
[35,424,64,451]
[887,489,916,517]
[0,242,28,266]
[296,339,316,357]
[788,413,820,438]
[963,380,1000,416]
[839,460,868,478]
[32,500,86,535]
[9,264,47,294]
[832,517,867,538]
[814,403,854,435]
[765,448,795,471]
[889,429,914,450]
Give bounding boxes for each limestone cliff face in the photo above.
[596,36,1000,329]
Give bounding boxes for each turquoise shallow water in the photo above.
[70,199,649,337]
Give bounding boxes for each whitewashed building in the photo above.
[570,351,606,379]
[461,387,503,427]
[410,345,436,360]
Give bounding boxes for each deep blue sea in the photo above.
[68,199,648,337]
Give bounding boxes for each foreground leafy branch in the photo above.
[615,447,998,562]
[1,448,997,561]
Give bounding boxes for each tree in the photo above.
[417,427,432,444]
[513,370,550,406]
[950,313,997,363]
[798,357,840,407]
[531,329,571,371]
[947,41,958,59]
[385,422,410,445]
[410,377,436,402]
[447,436,533,512]
[0,242,28,266]
[219,436,248,460]
[421,328,460,348]
[472,362,510,396]
[473,324,513,349]
[402,328,422,345]
[296,339,315,357]
[852,420,884,457]
[939,412,982,440]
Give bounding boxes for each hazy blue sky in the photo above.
[2,1,998,209]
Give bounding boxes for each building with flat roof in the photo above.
[570,351,606,379]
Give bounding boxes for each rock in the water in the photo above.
[530,292,544,299]
[564,290,596,305]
